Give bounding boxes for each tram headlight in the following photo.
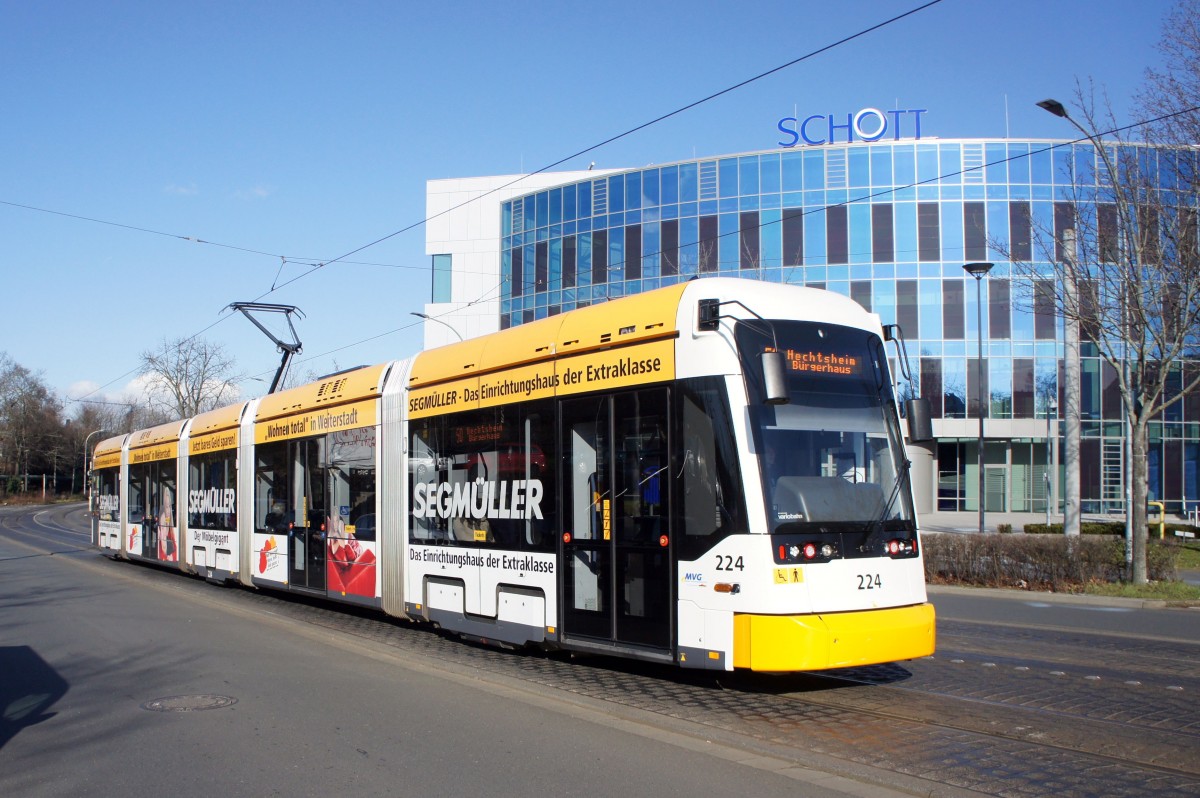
[886,538,917,557]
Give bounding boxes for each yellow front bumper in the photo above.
[732,603,936,672]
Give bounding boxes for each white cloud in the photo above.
[235,184,272,200]
[68,380,101,398]
[164,183,199,196]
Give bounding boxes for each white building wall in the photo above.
[420,170,617,349]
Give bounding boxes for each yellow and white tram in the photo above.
[92,278,935,671]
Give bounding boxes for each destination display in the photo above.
[777,348,863,377]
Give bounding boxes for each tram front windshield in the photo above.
[738,320,913,534]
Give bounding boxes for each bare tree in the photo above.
[1016,64,1200,583]
[0,352,65,493]
[139,337,242,420]
[1136,0,1200,152]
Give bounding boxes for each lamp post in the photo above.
[1046,396,1058,528]
[964,262,994,534]
[410,312,463,343]
[83,428,109,512]
[1038,99,1117,541]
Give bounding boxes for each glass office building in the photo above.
[425,139,1200,516]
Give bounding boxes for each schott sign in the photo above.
[777,108,928,147]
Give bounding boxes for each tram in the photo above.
[92,278,936,671]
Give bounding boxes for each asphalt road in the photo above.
[0,505,901,798]
[4,503,1198,798]
[929,584,1200,641]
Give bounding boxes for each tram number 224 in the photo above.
[858,573,883,590]
[715,555,744,571]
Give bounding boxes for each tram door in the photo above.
[560,389,672,651]
[287,438,327,591]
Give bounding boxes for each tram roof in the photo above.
[408,282,688,388]
[190,401,247,435]
[94,434,127,457]
[129,419,188,450]
[255,362,389,423]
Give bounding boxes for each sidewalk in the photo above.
[923,510,1075,534]
[920,510,1195,535]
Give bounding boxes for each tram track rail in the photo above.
[4,503,1199,798]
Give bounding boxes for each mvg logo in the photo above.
[683,572,704,583]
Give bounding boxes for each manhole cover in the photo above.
[140,695,238,712]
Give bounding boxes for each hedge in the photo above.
[921,533,1180,591]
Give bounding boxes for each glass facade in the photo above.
[496,140,1200,514]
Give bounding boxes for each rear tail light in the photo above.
[777,541,837,563]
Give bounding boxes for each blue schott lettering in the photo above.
[777,108,927,147]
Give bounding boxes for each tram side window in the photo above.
[128,463,146,523]
[676,377,745,561]
[189,452,237,532]
[158,462,177,529]
[97,469,120,521]
[328,427,377,542]
[256,441,292,533]
[615,390,669,544]
[302,437,328,531]
[409,399,556,552]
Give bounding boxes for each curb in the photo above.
[925,583,1194,609]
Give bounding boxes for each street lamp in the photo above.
[1046,396,1058,528]
[410,312,463,342]
[83,428,109,510]
[964,262,993,534]
[1038,98,1120,542]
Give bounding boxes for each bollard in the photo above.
[1147,501,1165,540]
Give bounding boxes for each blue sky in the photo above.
[0,0,1174,410]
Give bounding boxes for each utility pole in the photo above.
[1062,228,1081,538]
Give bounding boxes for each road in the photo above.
[3,503,1198,797]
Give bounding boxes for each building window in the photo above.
[964,202,986,262]
[1054,202,1076,262]
[592,230,608,285]
[897,279,918,340]
[1096,203,1119,263]
[510,248,522,299]
[1034,279,1056,339]
[535,241,548,293]
[563,235,577,289]
[850,280,871,311]
[782,208,804,266]
[699,215,719,273]
[826,206,848,264]
[872,204,893,262]
[1102,361,1122,420]
[918,203,940,261]
[740,212,760,269]
[943,279,965,339]
[1010,202,1032,262]
[432,254,452,303]
[1013,358,1035,418]
[989,278,1011,339]
[920,357,943,418]
[625,225,642,280]
[661,220,679,276]
[968,357,989,419]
